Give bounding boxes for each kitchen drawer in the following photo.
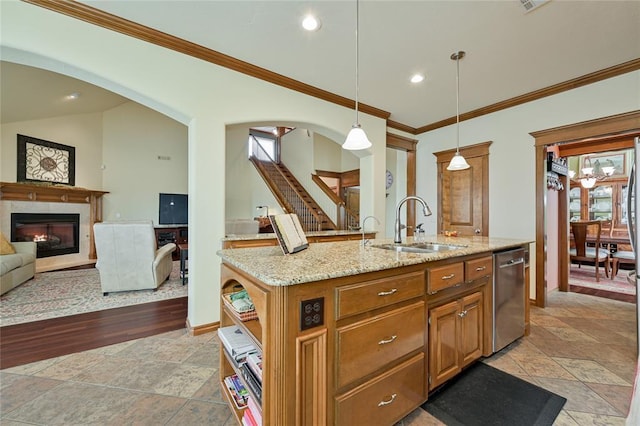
[426,262,464,294]
[465,256,493,282]
[336,301,425,388]
[336,272,424,320]
[335,353,426,426]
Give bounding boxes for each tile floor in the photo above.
[1,291,637,425]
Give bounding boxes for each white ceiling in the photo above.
[0,62,129,124]
[3,1,640,130]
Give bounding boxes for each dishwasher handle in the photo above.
[498,258,525,269]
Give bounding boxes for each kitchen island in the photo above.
[217,235,531,425]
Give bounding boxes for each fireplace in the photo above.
[11,213,80,258]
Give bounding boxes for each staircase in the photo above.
[250,138,337,232]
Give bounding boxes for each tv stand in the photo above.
[154,226,188,261]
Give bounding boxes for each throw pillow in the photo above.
[0,233,16,255]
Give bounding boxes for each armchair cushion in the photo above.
[94,221,176,294]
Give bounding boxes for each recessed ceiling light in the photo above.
[302,15,321,31]
[410,74,425,84]
[66,92,80,100]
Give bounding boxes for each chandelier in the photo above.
[569,157,615,188]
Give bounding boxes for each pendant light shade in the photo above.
[343,0,371,151]
[343,124,371,150]
[447,152,470,170]
[447,51,470,171]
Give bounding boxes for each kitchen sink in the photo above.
[371,242,467,254]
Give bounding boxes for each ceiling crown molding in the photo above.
[20,0,640,135]
[22,0,390,121]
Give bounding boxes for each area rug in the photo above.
[569,264,636,295]
[0,262,187,327]
[422,362,566,426]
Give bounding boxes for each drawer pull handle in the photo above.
[458,310,468,318]
[377,288,398,296]
[475,266,486,271]
[378,335,397,345]
[378,393,397,406]
[441,273,456,280]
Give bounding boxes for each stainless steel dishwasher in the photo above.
[493,248,526,352]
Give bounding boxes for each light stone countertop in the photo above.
[217,235,531,286]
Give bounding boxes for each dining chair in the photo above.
[611,250,635,279]
[605,218,635,279]
[570,220,610,282]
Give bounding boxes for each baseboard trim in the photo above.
[187,318,219,336]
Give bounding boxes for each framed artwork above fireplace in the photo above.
[17,134,75,186]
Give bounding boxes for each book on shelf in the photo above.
[269,214,309,254]
[246,352,263,382]
[243,403,259,426]
[240,363,262,404]
[224,375,248,410]
[223,346,255,368]
[247,395,262,426]
[218,325,256,359]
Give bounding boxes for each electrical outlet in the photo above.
[300,297,324,331]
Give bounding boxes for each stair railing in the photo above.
[250,137,327,231]
[311,174,359,230]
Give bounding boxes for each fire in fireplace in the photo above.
[11,213,80,258]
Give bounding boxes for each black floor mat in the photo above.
[421,362,566,426]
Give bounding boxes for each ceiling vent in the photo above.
[519,0,550,13]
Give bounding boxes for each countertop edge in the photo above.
[217,236,532,287]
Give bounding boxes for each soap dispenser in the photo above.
[414,223,425,242]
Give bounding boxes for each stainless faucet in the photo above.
[394,196,432,244]
[361,215,380,247]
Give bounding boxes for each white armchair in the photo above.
[93,221,176,295]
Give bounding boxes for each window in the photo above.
[248,133,278,162]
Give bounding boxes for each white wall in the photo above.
[1,112,104,188]
[314,132,343,172]
[225,125,282,221]
[282,129,340,225]
[102,102,188,223]
[385,149,408,239]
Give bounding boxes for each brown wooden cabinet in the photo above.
[154,226,187,260]
[569,179,630,237]
[219,249,500,425]
[428,290,483,391]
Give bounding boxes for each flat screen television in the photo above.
[159,193,188,225]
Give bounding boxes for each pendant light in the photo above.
[343,0,372,151]
[447,51,470,171]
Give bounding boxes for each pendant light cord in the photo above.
[355,0,360,126]
[455,54,460,154]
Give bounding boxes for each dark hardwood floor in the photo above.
[0,297,188,370]
[569,284,636,303]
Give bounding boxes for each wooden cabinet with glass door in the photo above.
[569,179,629,238]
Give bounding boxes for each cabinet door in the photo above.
[428,300,460,390]
[459,291,483,367]
[620,183,630,226]
[569,186,582,222]
[588,185,613,221]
